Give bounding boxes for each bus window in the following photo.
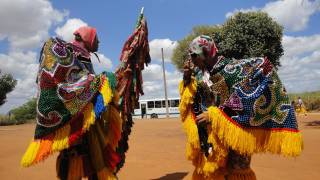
[175,100,179,107]
[170,99,179,107]
[162,100,169,108]
[147,101,155,109]
[134,102,140,109]
[155,101,161,108]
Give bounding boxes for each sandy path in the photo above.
[0,114,319,180]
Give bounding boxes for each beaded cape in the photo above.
[179,57,303,178]
[21,37,120,169]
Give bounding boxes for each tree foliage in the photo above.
[0,70,17,106]
[172,11,284,70]
[10,98,37,121]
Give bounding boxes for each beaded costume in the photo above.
[21,12,150,180]
[179,36,303,180]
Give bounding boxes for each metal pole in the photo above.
[161,48,169,118]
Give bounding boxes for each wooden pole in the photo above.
[161,48,169,118]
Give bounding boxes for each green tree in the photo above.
[10,98,37,122]
[0,70,17,106]
[172,11,284,70]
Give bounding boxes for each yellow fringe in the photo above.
[20,140,41,167]
[21,124,71,167]
[226,168,257,180]
[192,168,226,180]
[183,113,201,160]
[99,77,113,106]
[21,77,116,168]
[83,103,95,131]
[67,155,84,180]
[34,137,53,162]
[179,78,197,120]
[52,124,71,152]
[97,168,117,180]
[208,106,303,157]
[179,79,228,177]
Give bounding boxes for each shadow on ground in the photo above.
[151,172,188,180]
[304,120,320,127]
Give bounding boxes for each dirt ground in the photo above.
[0,113,319,180]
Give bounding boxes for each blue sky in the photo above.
[1,0,320,114]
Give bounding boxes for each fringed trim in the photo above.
[192,168,226,180]
[179,78,200,159]
[21,140,41,167]
[100,75,113,106]
[97,168,117,180]
[103,104,123,149]
[179,78,228,177]
[179,78,196,120]
[208,106,303,157]
[183,112,201,159]
[52,124,71,152]
[67,156,84,180]
[183,112,228,177]
[226,168,257,180]
[83,103,96,131]
[21,77,115,167]
[115,114,133,173]
[34,135,54,162]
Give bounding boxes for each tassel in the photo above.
[87,126,105,171]
[56,151,69,180]
[179,78,228,176]
[34,135,54,162]
[103,145,121,171]
[103,105,122,148]
[192,168,226,180]
[52,124,71,152]
[83,103,95,131]
[21,140,41,167]
[97,168,117,180]
[67,155,84,180]
[226,168,257,180]
[179,78,196,120]
[99,77,113,106]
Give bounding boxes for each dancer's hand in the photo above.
[183,59,193,85]
[183,59,193,76]
[196,111,209,124]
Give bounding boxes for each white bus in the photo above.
[133,98,180,119]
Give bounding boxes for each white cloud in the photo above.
[278,34,320,93]
[263,0,320,31]
[282,34,320,57]
[55,18,88,42]
[0,0,68,50]
[0,51,38,78]
[91,53,113,73]
[226,0,320,32]
[141,63,182,100]
[225,7,259,18]
[0,51,38,113]
[149,39,178,62]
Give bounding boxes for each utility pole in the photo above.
[161,48,169,118]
